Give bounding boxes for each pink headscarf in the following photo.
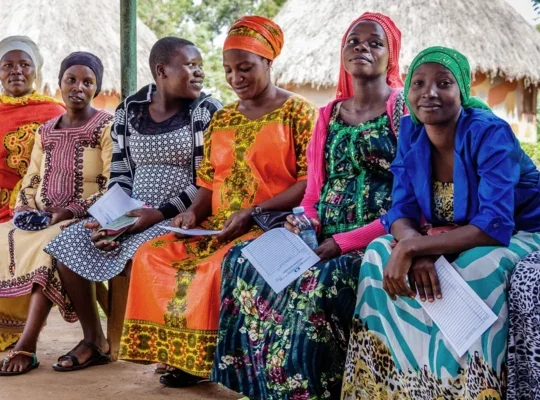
[336,12,404,98]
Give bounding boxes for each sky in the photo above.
[504,0,538,24]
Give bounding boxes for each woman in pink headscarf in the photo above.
[212,12,407,399]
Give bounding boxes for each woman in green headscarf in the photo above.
[341,47,540,399]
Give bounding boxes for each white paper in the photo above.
[88,184,144,226]
[241,228,320,293]
[159,226,222,235]
[419,256,498,357]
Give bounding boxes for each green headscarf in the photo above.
[404,46,491,124]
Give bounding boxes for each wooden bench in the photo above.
[95,275,129,362]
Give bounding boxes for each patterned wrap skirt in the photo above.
[341,232,540,400]
[507,251,540,400]
[211,239,363,400]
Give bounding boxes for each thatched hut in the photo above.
[0,0,157,111]
[273,0,540,142]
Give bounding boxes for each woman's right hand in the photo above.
[284,214,319,235]
[85,220,120,251]
[171,210,197,238]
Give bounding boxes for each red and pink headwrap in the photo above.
[336,12,404,98]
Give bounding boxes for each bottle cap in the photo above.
[292,206,305,214]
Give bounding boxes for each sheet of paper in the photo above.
[241,228,320,294]
[88,184,144,227]
[419,256,498,357]
[159,226,222,235]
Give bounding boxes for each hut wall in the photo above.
[471,73,538,143]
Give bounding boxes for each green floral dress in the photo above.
[211,106,397,400]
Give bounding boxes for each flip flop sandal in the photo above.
[0,350,40,376]
[52,340,110,372]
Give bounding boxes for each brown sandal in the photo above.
[0,350,40,376]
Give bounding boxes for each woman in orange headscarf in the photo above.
[119,16,317,387]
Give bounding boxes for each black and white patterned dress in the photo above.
[45,104,198,282]
[507,251,540,400]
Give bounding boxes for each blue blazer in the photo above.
[381,108,540,246]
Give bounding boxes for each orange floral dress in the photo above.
[120,96,316,377]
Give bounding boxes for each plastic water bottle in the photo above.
[292,206,318,249]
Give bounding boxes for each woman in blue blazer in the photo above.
[341,47,540,399]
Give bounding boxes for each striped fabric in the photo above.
[108,84,222,217]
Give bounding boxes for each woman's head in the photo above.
[58,52,104,110]
[222,16,284,100]
[0,36,43,97]
[404,46,490,125]
[150,37,204,100]
[337,12,403,98]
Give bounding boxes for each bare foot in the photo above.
[0,344,36,373]
[57,336,109,368]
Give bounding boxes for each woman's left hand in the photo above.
[125,208,164,234]
[215,208,254,243]
[383,239,416,301]
[314,238,341,262]
[44,207,74,225]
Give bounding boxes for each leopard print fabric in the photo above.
[507,251,540,400]
[342,319,504,400]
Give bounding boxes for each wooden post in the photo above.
[120,0,137,99]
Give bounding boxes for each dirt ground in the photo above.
[0,308,243,400]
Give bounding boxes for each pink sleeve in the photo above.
[300,109,330,222]
[332,219,387,253]
[300,138,320,221]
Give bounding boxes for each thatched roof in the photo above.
[273,0,540,89]
[0,0,157,96]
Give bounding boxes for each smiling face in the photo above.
[156,45,204,100]
[0,50,36,97]
[222,49,271,100]
[342,20,389,80]
[60,65,97,111]
[407,62,462,126]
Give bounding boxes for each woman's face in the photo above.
[407,62,462,125]
[223,49,271,100]
[157,45,205,100]
[0,50,35,97]
[60,65,97,111]
[342,20,389,80]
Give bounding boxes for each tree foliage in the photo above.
[138,0,286,103]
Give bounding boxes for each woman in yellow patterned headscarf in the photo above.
[119,16,317,388]
[0,36,64,352]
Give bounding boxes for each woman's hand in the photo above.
[84,220,120,251]
[125,208,164,234]
[171,210,198,238]
[215,209,254,242]
[314,238,341,262]
[284,214,319,235]
[44,207,74,225]
[408,255,441,302]
[383,239,416,300]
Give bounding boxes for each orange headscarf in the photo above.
[223,16,284,61]
[336,12,404,98]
